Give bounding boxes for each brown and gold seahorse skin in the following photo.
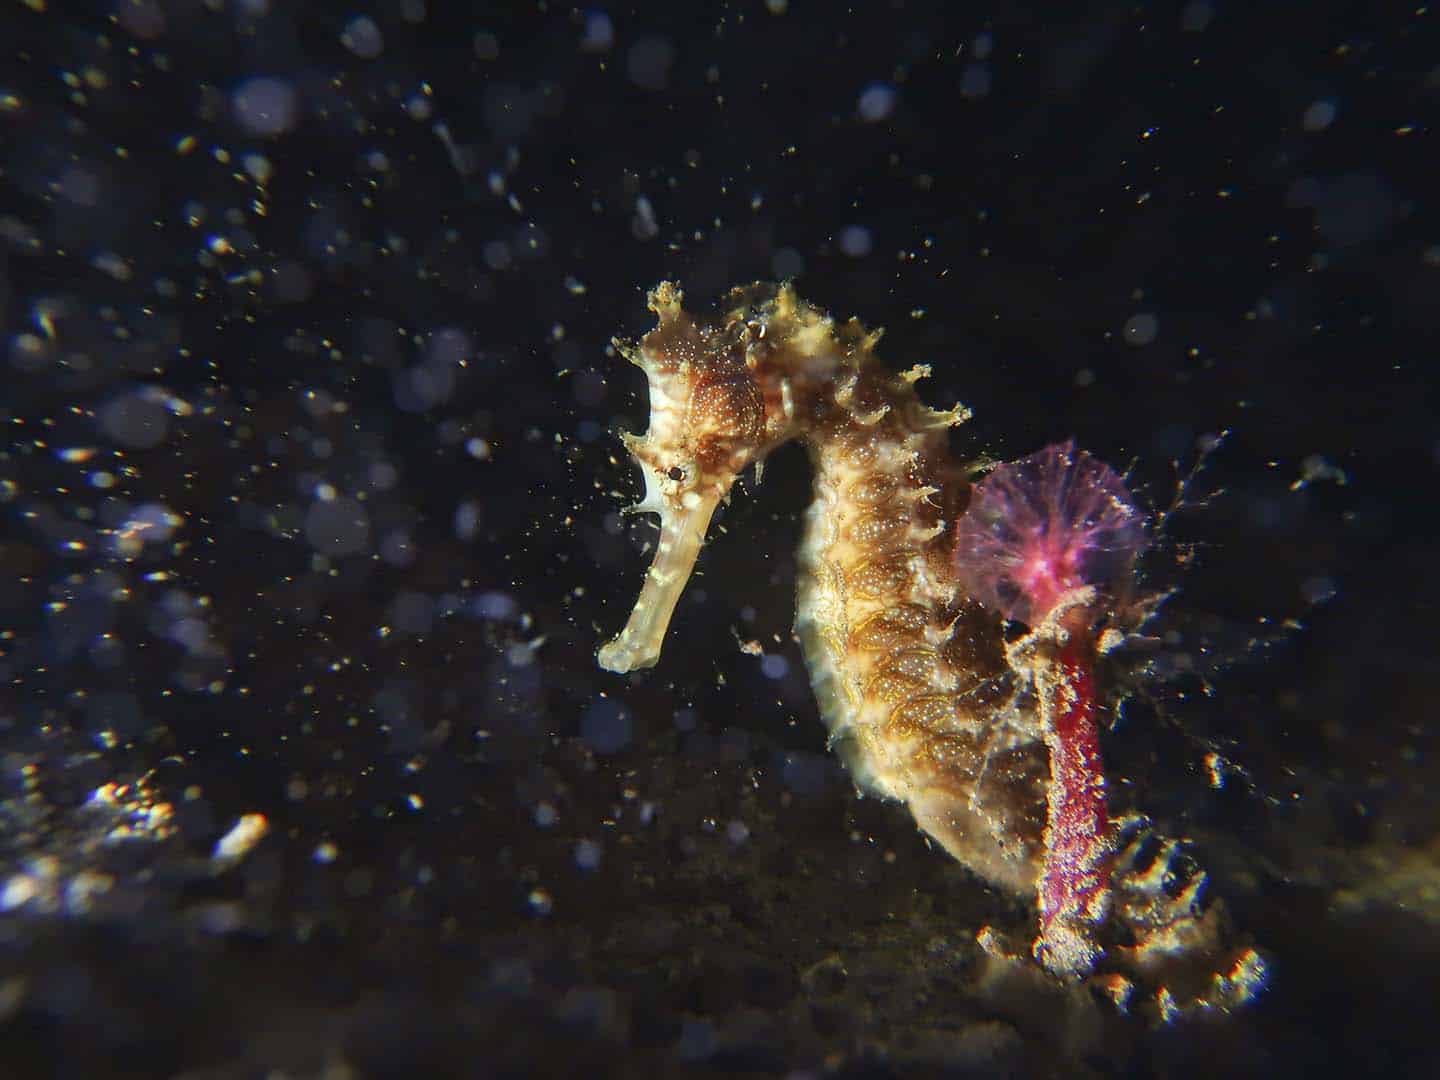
[598,281,1267,1021]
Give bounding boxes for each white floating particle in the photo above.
[212,813,269,865]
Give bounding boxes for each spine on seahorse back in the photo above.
[598,281,1268,1020]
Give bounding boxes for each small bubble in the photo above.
[455,500,483,541]
[232,76,298,137]
[771,247,805,279]
[857,83,897,122]
[473,591,516,620]
[116,0,166,38]
[579,11,614,53]
[631,195,659,241]
[481,239,511,269]
[581,699,633,755]
[838,224,873,258]
[1302,100,1337,132]
[1180,1,1215,31]
[390,590,434,634]
[527,887,553,915]
[99,391,169,449]
[340,16,384,59]
[169,617,211,652]
[304,497,370,556]
[1123,312,1159,346]
[959,63,992,99]
[473,31,500,61]
[782,751,833,797]
[574,838,603,871]
[1301,576,1338,606]
[627,36,675,91]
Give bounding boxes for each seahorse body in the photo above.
[598,282,1266,1019]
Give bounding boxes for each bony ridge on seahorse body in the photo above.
[598,280,1267,1020]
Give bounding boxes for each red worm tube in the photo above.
[1033,635,1112,975]
[953,440,1147,975]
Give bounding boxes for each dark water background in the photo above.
[1,2,1436,1076]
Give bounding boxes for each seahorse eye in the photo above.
[667,466,685,482]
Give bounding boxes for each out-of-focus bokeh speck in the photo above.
[1,2,1435,1076]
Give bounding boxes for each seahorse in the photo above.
[598,281,1266,1019]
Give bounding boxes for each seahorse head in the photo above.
[597,283,776,673]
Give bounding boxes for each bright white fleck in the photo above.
[1,874,42,912]
[212,813,269,865]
